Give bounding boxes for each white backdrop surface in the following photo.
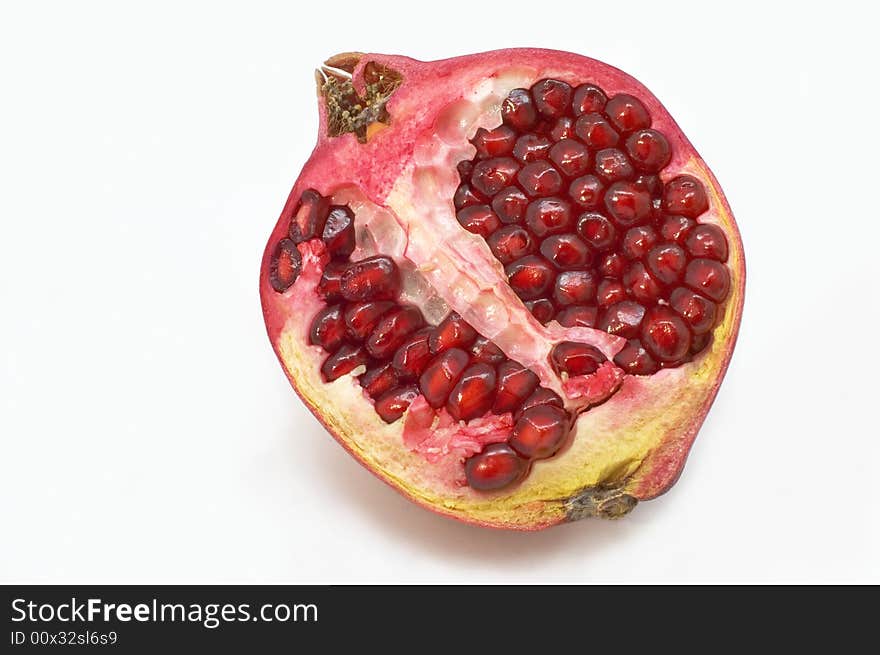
[1,1,877,583]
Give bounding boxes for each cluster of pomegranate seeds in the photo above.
[308,254,578,490]
[269,188,355,292]
[269,189,582,491]
[454,79,731,374]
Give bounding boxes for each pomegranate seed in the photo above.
[572,84,607,115]
[470,337,506,365]
[454,183,485,209]
[598,252,626,278]
[502,88,539,131]
[505,255,555,300]
[320,343,369,382]
[288,189,330,243]
[365,306,424,359]
[684,258,730,303]
[360,361,399,399]
[512,134,553,163]
[374,385,419,423]
[684,223,729,262]
[646,243,688,285]
[447,363,497,422]
[524,198,572,237]
[510,405,570,459]
[269,239,302,293]
[517,160,563,197]
[550,341,606,377]
[577,213,617,251]
[633,174,663,196]
[488,225,535,264]
[621,226,658,260]
[605,93,651,133]
[662,175,709,218]
[540,233,592,269]
[491,186,529,224]
[317,261,346,301]
[623,261,663,303]
[597,278,627,306]
[625,129,671,172]
[340,256,400,301]
[690,333,712,355]
[516,387,564,420]
[596,278,626,307]
[569,175,605,209]
[574,113,619,148]
[471,125,517,158]
[321,206,355,259]
[669,287,718,335]
[465,443,526,491]
[604,180,652,226]
[556,304,599,328]
[344,301,394,340]
[659,215,696,244]
[553,270,597,306]
[531,79,572,119]
[548,139,590,178]
[549,116,575,141]
[418,347,470,409]
[457,160,474,180]
[457,204,501,237]
[613,340,659,375]
[640,306,692,363]
[392,328,434,379]
[525,298,556,323]
[493,361,540,414]
[471,157,520,196]
[429,312,478,354]
[594,148,635,183]
[598,300,646,339]
[309,304,347,352]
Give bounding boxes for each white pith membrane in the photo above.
[267,60,743,527]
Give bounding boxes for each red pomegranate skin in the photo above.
[260,49,745,530]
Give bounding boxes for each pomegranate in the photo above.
[260,49,744,530]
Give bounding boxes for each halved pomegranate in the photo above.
[260,49,745,530]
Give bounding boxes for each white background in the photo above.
[2,1,878,583]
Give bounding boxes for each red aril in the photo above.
[510,405,571,459]
[360,361,399,399]
[340,256,400,301]
[465,444,527,491]
[429,312,477,354]
[488,225,536,264]
[375,386,420,423]
[392,329,434,379]
[492,186,529,223]
[343,301,394,340]
[512,134,552,163]
[493,361,540,414]
[506,255,555,300]
[268,240,302,293]
[540,233,592,269]
[446,363,497,422]
[556,304,599,328]
[685,224,729,262]
[309,304,347,351]
[418,348,470,409]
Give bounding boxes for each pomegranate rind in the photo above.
[261,49,744,530]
